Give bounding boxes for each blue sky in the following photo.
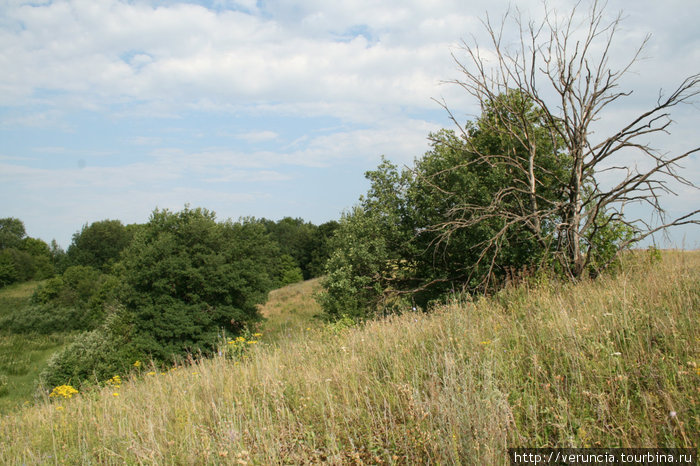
[1,0,699,248]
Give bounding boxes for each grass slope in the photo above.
[257,278,324,343]
[0,281,72,414]
[0,252,698,464]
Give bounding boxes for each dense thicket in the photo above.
[40,207,284,386]
[118,208,279,360]
[0,218,55,287]
[320,94,629,320]
[64,220,134,273]
[0,265,119,334]
[262,217,339,281]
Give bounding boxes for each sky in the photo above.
[1,0,699,249]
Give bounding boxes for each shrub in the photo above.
[39,311,138,389]
[0,304,87,334]
[116,207,278,362]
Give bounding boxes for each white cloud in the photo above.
[235,130,279,142]
[0,0,698,247]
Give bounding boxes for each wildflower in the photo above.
[246,340,258,345]
[480,340,491,345]
[670,411,677,418]
[133,360,142,368]
[147,371,156,376]
[107,375,122,387]
[49,385,79,399]
[113,392,120,397]
[56,406,65,411]
[253,333,262,337]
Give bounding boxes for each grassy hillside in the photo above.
[0,251,698,464]
[0,281,72,414]
[257,278,324,343]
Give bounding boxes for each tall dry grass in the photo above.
[0,251,697,464]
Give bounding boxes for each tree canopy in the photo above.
[320,91,631,319]
[65,219,133,272]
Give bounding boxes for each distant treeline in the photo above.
[0,214,338,289]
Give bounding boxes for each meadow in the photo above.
[0,251,698,464]
[0,281,73,414]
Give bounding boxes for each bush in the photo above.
[275,254,304,287]
[0,252,19,287]
[18,266,121,333]
[39,311,138,389]
[64,219,133,273]
[0,304,89,334]
[116,207,278,362]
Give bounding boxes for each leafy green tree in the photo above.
[0,251,18,287]
[49,239,67,273]
[39,311,138,388]
[0,248,36,283]
[319,159,417,319]
[320,94,578,319]
[0,218,26,250]
[65,220,133,272]
[307,220,340,278]
[19,237,54,279]
[263,217,318,279]
[42,207,282,386]
[275,254,304,287]
[117,207,277,361]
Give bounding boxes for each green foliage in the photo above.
[65,220,133,272]
[263,217,318,279]
[0,249,37,284]
[321,93,632,319]
[0,218,26,250]
[307,220,340,277]
[116,207,277,362]
[19,237,50,258]
[0,266,119,334]
[0,220,56,285]
[262,217,340,280]
[582,214,635,277]
[319,202,406,321]
[0,252,19,287]
[39,312,137,389]
[49,240,67,273]
[275,254,304,287]
[0,305,86,334]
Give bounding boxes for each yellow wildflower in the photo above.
[107,375,122,388]
[49,385,79,399]
[113,392,120,397]
[133,360,142,368]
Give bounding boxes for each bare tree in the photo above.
[435,0,699,281]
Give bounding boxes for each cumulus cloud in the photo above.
[0,0,698,247]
